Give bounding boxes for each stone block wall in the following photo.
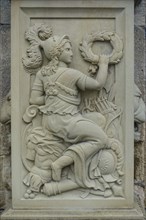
[0,0,145,212]
[0,0,11,210]
[134,0,146,208]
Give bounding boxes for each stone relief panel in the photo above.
[1,25,145,204]
[1,2,146,219]
[21,23,125,199]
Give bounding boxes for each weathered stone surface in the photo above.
[0,124,11,209]
[134,24,145,168]
[0,0,11,24]
[0,0,145,218]
[134,22,146,207]
[0,125,11,156]
[134,141,145,182]
[0,15,11,211]
[144,39,146,208]
[2,154,11,191]
[134,0,142,6]
[0,190,5,208]
[0,156,4,187]
[134,185,145,213]
[0,25,11,98]
[1,197,145,220]
[8,1,136,215]
[134,26,145,93]
[134,0,146,26]
[0,156,5,208]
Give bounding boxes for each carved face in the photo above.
[59,42,73,64]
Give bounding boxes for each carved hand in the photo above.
[98,55,109,66]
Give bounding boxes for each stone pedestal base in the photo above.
[1,199,144,220]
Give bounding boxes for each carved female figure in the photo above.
[29,34,113,191]
[23,26,124,198]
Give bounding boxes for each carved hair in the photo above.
[40,35,71,76]
[22,24,71,75]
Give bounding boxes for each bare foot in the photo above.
[51,162,62,181]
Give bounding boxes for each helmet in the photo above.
[41,35,70,60]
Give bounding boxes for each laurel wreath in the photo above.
[79,31,123,65]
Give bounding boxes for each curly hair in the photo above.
[40,36,71,76]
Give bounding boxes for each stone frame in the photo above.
[11,0,134,209]
[2,0,143,220]
[2,0,143,219]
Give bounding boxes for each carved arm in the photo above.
[84,55,109,91]
[29,72,45,105]
[30,90,45,106]
[95,55,109,89]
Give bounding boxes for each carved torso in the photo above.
[33,67,87,115]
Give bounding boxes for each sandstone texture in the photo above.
[0,0,145,213]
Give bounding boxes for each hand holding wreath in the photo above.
[99,54,110,66]
[79,31,123,66]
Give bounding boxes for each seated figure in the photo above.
[22,29,124,198]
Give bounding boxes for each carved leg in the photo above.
[42,179,79,196]
[51,156,73,181]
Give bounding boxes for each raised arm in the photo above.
[77,55,109,91]
[96,55,109,88]
[30,72,45,105]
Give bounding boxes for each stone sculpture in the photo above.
[21,24,125,199]
[0,24,145,201]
